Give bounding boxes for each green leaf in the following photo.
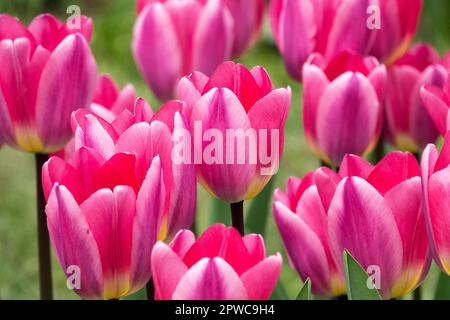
[245,177,276,235]
[343,250,382,300]
[208,197,230,226]
[434,270,450,299]
[270,281,289,300]
[296,278,312,300]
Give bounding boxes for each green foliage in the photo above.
[296,278,312,300]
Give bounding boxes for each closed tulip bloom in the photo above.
[421,133,450,275]
[178,61,291,203]
[274,152,430,298]
[269,0,376,80]
[0,14,97,153]
[369,0,423,64]
[137,0,264,58]
[133,0,234,101]
[44,148,165,299]
[151,224,282,300]
[302,51,385,166]
[384,43,448,152]
[420,75,450,137]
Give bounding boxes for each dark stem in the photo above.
[413,286,422,300]
[412,152,420,162]
[372,138,385,163]
[335,295,348,300]
[35,153,53,300]
[146,277,155,300]
[230,201,244,236]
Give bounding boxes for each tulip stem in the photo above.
[35,153,53,300]
[146,277,155,300]
[413,286,422,300]
[230,201,244,236]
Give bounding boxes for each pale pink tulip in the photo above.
[0,14,96,153]
[151,224,282,300]
[302,51,385,166]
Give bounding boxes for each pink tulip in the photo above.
[44,98,196,243]
[421,133,450,275]
[0,14,97,153]
[369,0,423,64]
[137,0,264,57]
[302,51,385,166]
[384,43,448,152]
[420,72,450,138]
[269,0,377,80]
[151,224,282,300]
[274,152,430,298]
[132,0,234,101]
[177,61,291,203]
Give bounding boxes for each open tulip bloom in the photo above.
[151,224,282,300]
[302,51,386,166]
[133,0,264,101]
[0,13,97,153]
[273,152,430,299]
[422,132,450,275]
[384,43,449,152]
[177,61,291,203]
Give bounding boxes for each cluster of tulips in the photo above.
[0,0,449,300]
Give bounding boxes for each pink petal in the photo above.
[36,34,97,151]
[169,229,196,259]
[0,14,35,43]
[151,242,188,300]
[94,153,139,193]
[172,257,248,300]
[46,184,103,299]
[241,254,282,300]
[338,154,374,179]
[28,14,62,51]
[177,71,209,121]
[328,177,403,298]
[132,3,182,101]
[420,85,449,136]
[313,167,341,212]
[242,234,266,265]
[192,0,234,76]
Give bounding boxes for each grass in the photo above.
[0,0,449,299]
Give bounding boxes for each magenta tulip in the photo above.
[137,0,264,58]
[369,0,423,64]
[151,224,282,300]
[421,133,450,275]
[269,0,376,80]
[302,51,385,166]
[177,61,291,203]
[384,43,448,151]
[133,0,234,101]
[0,14,97,153]
[274,152,430,298]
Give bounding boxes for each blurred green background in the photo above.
[0,0,449,300]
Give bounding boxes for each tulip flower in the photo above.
[45,98,196,242]
[44,149,165,299]
[132,0,234,101]
[302,51,386,166]
[269,0,376,80]
[151,224,282,300]
[369,0,423,64]
[420,73,450,137]
[178,61,291,204]
[421,132,450,275]
[274,152,430,298]
[384,43,448,152]
[0,14,97,154]
[136,0,264,58]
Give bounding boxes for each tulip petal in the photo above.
[172,257,248,300]
[151,242,188,300]
[169,229,196,259]
[36,34,97,152]
[242,234,266,265]
[241,254,282,300]
[46,184,103,299]
[338,154,374,179]
[420,85,449,136]
[314,167,341,212]
[328,177,403,298]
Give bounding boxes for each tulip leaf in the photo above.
[270,281,289,300]
[434,270,450,300]
[296,278,312,300]
[209,197,230,226]
[343,250,382,300]
[246,178,275,235]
